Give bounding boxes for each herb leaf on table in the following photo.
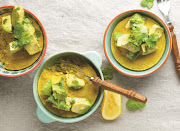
[126,99,146,111]
[102,65,117,80]
[141,0,154,9]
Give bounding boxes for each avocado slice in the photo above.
[66,74,85,89]
[132,24,148,34]
[9,41,22,54]
[24,35,42,55]
[12,5,24,26]
[116,34,140,53]
[41,79,52,96]
[125,13,145,29]
[71,98,92,114]
[141,43,158,55]
[149,24,164,38]
[113,32,123,42]
[2,15,12,33]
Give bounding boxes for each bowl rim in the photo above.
[0,5,47,77]
[33,51,104,123]
[103,9,172,77]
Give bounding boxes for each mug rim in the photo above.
[103,9,172,77]
[0,5,47,77]
[33,51,104,123]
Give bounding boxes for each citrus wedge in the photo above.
[101,90,121,120]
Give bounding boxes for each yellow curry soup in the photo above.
[38,62,99,118]
[0,12,43,70]
[111,16,166,71]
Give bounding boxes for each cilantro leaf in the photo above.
[18,35,32,46]
[59,78,65,89]
[22,17,31,24]
[141,0,154,9]
[71,97,75,104]
[146,34,159,48]
[52,100,71,111]
[102,65,116,80]
[52,100,67,110]
[127,51,140,60]
[53,92,68,101]
[13,24,25,39]
[128,35,140,46]
[45,78,72,111]
[128,33,148,46]
[72,80,79,86]
[52,78,68,101]
[132,24,148,34]
[3,18,7,24]
[35,29,41,38]
[126,99,146,111]
[46,96,70,111]
[113,32,123,42]
[11,35,33,48]
[11,41,19,48]
[134,33,148,44]
[145,45,148,54]
[46,95,57,105]
[129,14,145,29]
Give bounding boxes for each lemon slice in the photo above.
[101,90,121,120]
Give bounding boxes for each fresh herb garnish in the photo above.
[45,78,72,111]
[128,33,148,47]
[35,29,41,38]
[127,51,140,60]
[11,41,19,48]
[12,35,33,48]
[141,0,154,9]
[113,32,123,42]
[132,24,147,34]
[102,65,116,80]
[3,18,7,24]
[72,80,79,86]
[13,18,35,48]
[71,97,75,104]
[22,17,31,24]
[18,35,32,46]
[13,24,25,39]
[146,34,159,48]
[145,46,148,55]
[126,99,146,111]
[129,14,145,28]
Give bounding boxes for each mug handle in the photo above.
[84,51,102,68]
[36,107,55,123]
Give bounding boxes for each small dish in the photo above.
[103,9,172,77]
[33,51,104,123]
[0,5,47,77]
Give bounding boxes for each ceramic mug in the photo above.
[33,51,104,123]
